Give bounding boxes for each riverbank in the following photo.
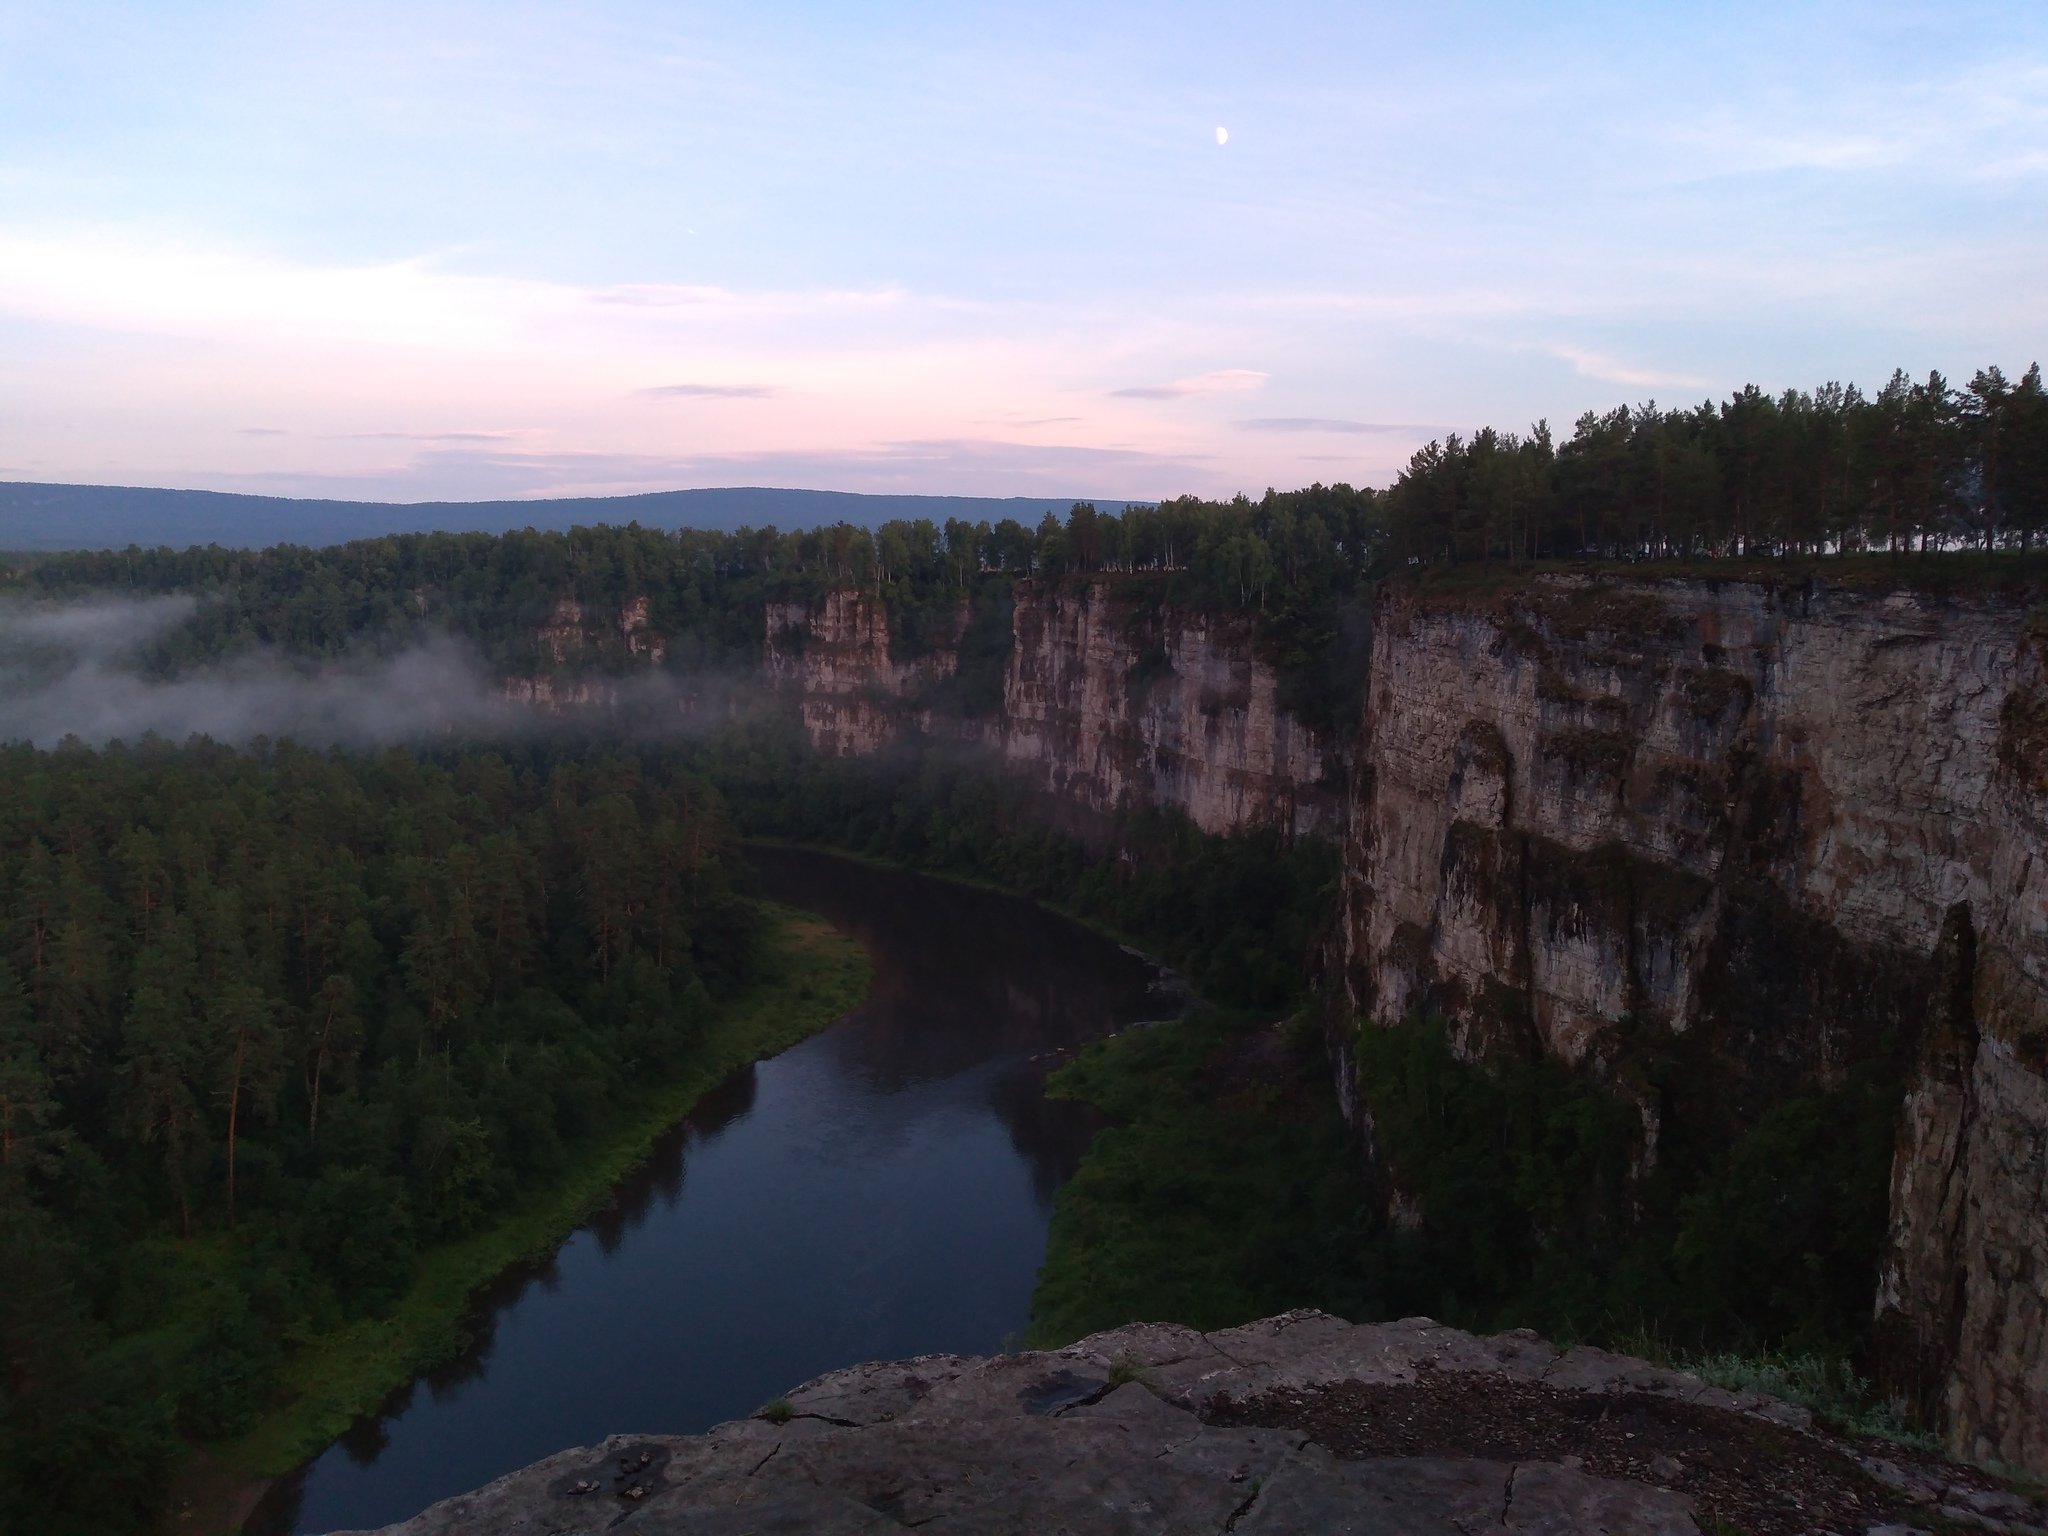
[740,836,1190,994]
[174,903,872,1536]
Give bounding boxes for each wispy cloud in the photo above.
[337,429,523,442]
[1665,59,2048,183]
[238,426,289,437]
[1111,368,1269,400]
[638,383,782,399]
[591,284,741,309]
[591,282,907,315]
[1235,417,1436,435]
[0,230,916,351]
[1546,345,1706,392]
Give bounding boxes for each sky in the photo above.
[0,0,2043,504]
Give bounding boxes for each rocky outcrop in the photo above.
[328,1311,1858,1536]
[499,595,673,709]
[497,675,620,709]
[618,596,667,664]
[1338,573,2048,1475]
[537,596,590,664]
[767,582,1334,836]
[531,595,670,670]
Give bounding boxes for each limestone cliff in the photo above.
[763,590,968,757]
[767,581,1335,837]
[1337,572,2047,1475]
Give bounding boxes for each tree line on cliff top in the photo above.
[9,363,2043,648]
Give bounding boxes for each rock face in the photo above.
[1337,573,2048,1476]
[768,581,1334,837]
[500,595,673,703]
[496,675,620,709]
[1002,581,1334,837]
[764,591,967,757]
[332,1312,1817,1536]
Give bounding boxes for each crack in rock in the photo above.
[1220,1479,1265,1532]
[1047,1379,1121,1417]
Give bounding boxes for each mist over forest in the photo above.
[0,595,501,747]
[0,593,738,749]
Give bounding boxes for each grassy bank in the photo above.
[738,814,1332,1013]
[743,835,1168,961]
[180,904,870,1531]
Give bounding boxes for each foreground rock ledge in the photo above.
[334,1311,2039,1536]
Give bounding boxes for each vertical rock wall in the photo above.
[1001,581,1334,837]
[1339,573,2047,1474]
[766,581,1335,837]
[763,591,965,757]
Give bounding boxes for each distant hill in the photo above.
[0,482,1130,552]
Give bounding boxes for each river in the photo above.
[247,847,1173,1535]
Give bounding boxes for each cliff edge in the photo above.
[330,1312,2042,1536]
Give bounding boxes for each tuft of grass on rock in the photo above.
[1106,1351,1151,1389]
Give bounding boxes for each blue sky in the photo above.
[0,1,2043,502]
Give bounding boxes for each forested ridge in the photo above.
[7,364,2044,678]
[0,740,772,1533]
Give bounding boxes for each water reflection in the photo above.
[248,848,1169,1535]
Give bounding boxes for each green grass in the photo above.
[1613,1341,1939,1452]
[1105,1351,1151,1388]
[182,903,869,1528]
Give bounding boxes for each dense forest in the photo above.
[0,740,765,1534]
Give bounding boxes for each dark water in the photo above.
[249,848,1171,1535]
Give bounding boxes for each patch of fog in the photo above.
[0,592,723,750]
[0,592,198,658]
